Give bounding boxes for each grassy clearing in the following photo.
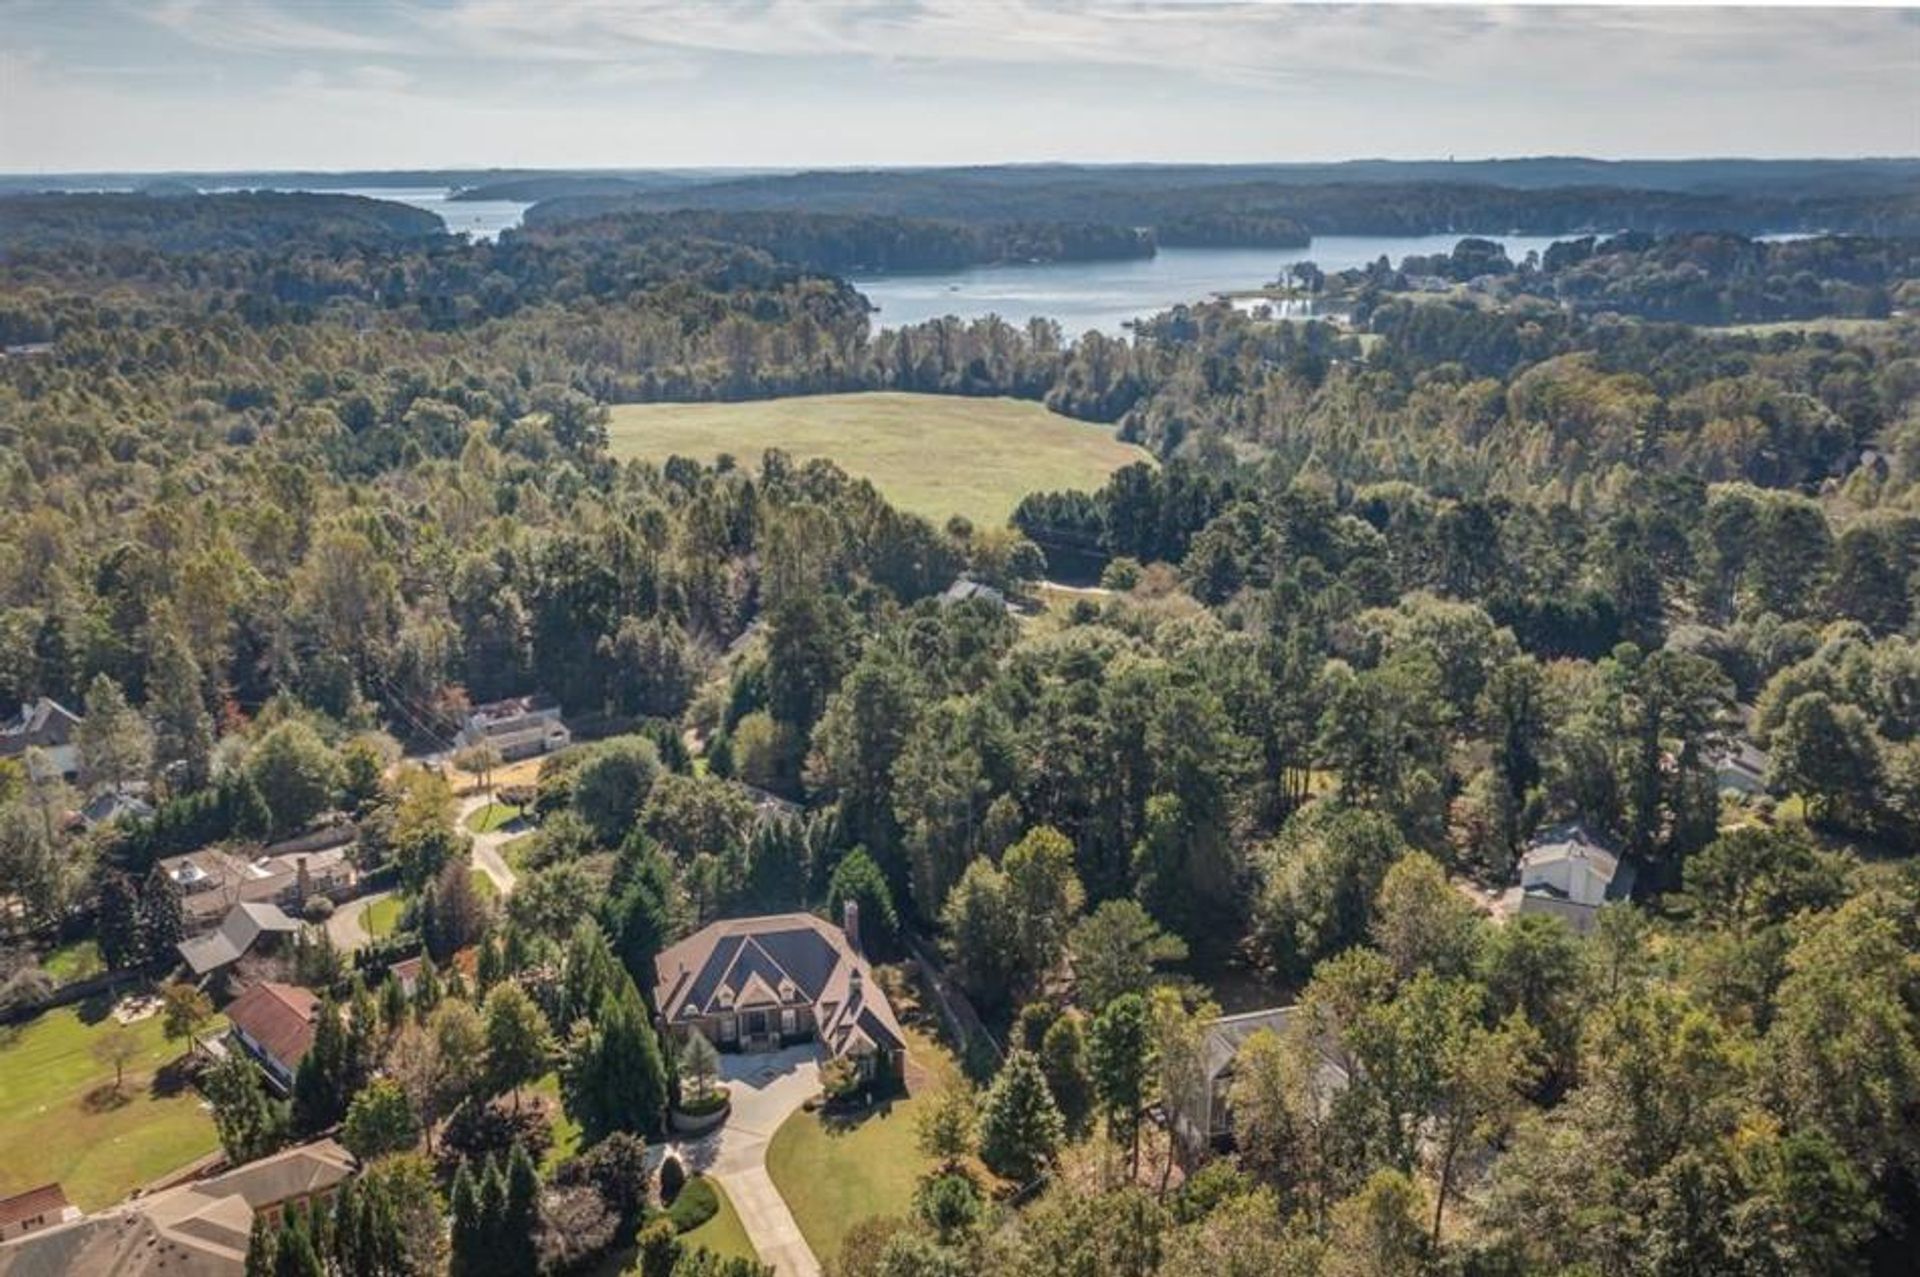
[471,870,499,904]
[1709,316,1900,338]
[363,894,404,939]
[465,801,525,834]
[607,392,1150,528]
[0,1004,224,1209]
[529,1072,581,1173]
[501,833,538,873]
[680,1177,757,1264]
[41,938,103,983]
[764,1026,960,1262]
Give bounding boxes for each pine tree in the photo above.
[140,864,186,962]
[96,871,145,970]
[502,1142,541,1275]
[244,1212,277,1277]
[562,975,668,1141]
[292,998,350,1134]
[449,1159,486,1277]
[1090,992,1153,1177]
[1040,1012,1095,1135]
[977,1049,1066,1183]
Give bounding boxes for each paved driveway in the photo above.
[457,793,521,895]
[325,889,394,952]
[676,1045,823,1277]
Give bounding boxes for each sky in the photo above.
[0,1,1914,173]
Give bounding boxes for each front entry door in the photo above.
[746,1010,769,1050]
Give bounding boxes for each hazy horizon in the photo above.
[2,2,1914,173]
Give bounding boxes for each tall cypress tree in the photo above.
[502,1142,541,1275]
[292,999,350,1134]
[449,1159,485,1277]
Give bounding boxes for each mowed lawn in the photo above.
[0,1005,224,1209]
[606,393,1151,528]
[764,1026,962,1263]
[680,1178,758,1264]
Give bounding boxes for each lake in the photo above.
[852,235,1569,334]
[328,187,531,241]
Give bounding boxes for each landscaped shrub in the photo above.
[658,1152,686,1204]
[302,895,335,922]
[438,1096,552,1171]
[675,1087,729,1118]
[666,1175,718,1232]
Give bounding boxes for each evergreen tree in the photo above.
[244,1212,277,1277]
[291,998,351,1134]
[502,1142,541,1275]
[449,1160,485,1277]
[1091,993,1153,1177]
[978,1049,1067,1183]
[140,864,187,962]
[561,975,669,1141]
[96,871,145,970]
[1040,1012,1095,1135]
[206,1050,287,1162]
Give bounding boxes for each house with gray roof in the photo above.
[1172,1006,1351,1156]
[1517,822,1633,934]
[0,1139,354,1277]
[653,907,906,1084]
[0,698,81,782]
[177,902,301,979]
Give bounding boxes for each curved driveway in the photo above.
[677,1045,823,1277]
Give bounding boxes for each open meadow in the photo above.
[0,1004,224,1210]
[606,392,1150,528]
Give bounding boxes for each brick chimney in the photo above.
[843,898,861,955]
[296,855,311,904]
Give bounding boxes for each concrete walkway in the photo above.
[457,793,522,896]
[677,1045,823,1277]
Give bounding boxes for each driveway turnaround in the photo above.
[678,1044,823,1277]
[457,793,521,895]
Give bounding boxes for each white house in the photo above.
[1171,1006,1350,1157]
[1517,823,1631,934]
[0,698,82,782]
[457,695,571,762]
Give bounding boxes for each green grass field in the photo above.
[606,393,1150,528]
[680,1177,757,1264]
[0,1005,225,1209]
[41,939,103,984]
[764,1027,960,1262]
[363,894,404,939]
[464,801,525,834]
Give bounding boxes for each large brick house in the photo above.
[652,908,906,1083]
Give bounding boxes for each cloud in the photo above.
[142,0,400,55]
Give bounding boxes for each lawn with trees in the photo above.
[0,1005,224,1209]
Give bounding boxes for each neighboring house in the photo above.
[177,902,302,979]
[654,907,907,1083]
[162,845,356,932]
[457,695,571,761]
[0,1139,355,1276]
[0,697,82,782]
[939,577,1008,610]
[1710,705,1770,798]
[74,786,155,831]
[0,1185,78,1243]
[224,981,321,1093]
[386,945,478,997]
[1516,823,1633,934]
[1173,1007,1350,1155]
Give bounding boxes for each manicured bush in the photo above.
[658,1152,686,1204]
[666,1174,719,1232]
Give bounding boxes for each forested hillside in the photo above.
[0,191,1915,1276]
